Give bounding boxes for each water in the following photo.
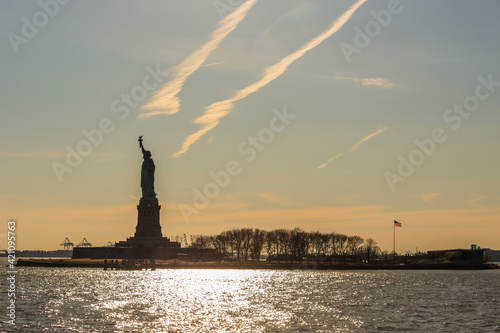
[1,264,499,332]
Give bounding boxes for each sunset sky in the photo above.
[1,0,499,252]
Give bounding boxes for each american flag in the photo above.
[394,220,402,227]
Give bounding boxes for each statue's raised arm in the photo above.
[139,136,147,156]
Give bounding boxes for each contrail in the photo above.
[173,0,367,157]
[200,61,226,68]
[317,152,344,169]
[317,126,388,169]
[140,0,258,117]
[350,126,389,152]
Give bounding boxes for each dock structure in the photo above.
[103,259,156,271]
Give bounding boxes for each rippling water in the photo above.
[1,263,499,332]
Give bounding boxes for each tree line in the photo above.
[171,228,380,263]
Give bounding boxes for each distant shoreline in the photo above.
[14,258,500,270]
[0,250,72,258]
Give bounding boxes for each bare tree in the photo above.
[217,231,230,255]
[170,235,183,245]
[226,230,235,258]
[347,235,364,263]
[250,229,266,261]
[289,228,308,262]
[309,231,322,256]
[192,235,213,249]
[363,238,380,263]
[276,229,290,261]
[334,234,348,262]
[233,229,244,261]
[329,232,338,258]
[265,230,278,260]
[241,228,253,260]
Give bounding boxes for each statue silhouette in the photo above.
[138,136,157,200]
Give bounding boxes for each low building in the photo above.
[427,248,484,265]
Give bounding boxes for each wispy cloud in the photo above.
[173,0,368,157]
[254,192,296,206]
[467,193,490,207]
[418,192,440,204]
[324,76,396,88]
[0,151,123,161]
[140,0,257,117]
[350,126,389,152]
[0,151,65,157]
[317,152,344,169]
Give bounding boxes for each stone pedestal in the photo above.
[114,197,181,250]
[135,198,162,238]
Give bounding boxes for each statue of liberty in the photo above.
[138,136,157,200]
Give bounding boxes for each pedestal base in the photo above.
[135,198,162,238]
[115,236,179,249]
[114,198,181,249]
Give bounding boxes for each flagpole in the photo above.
[393,221,395,263]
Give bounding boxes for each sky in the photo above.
[1,0,499,252]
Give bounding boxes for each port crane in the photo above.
[59,237,74,251]
[76,238,92,247]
